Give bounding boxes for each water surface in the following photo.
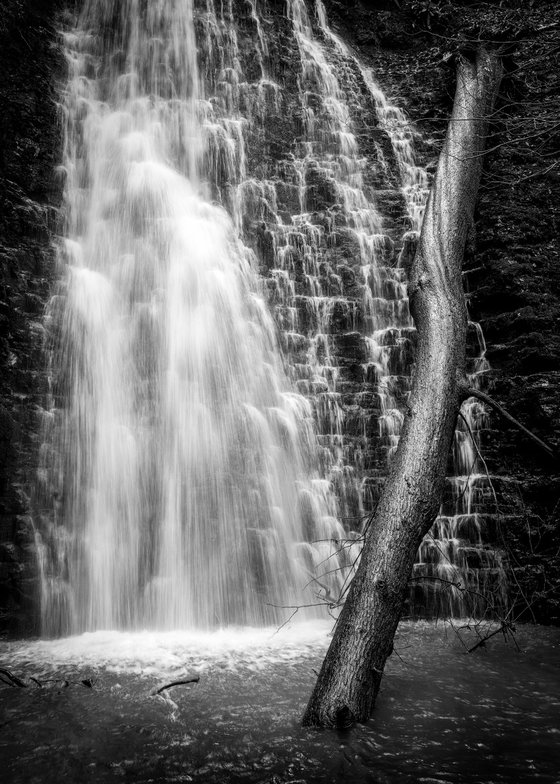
[2,621,559,783]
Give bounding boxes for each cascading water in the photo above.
[411,321,509,618]
[310,0,508,618]
[35,0,507,635]
[35,0,354,635]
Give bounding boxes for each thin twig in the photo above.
[461,386,557,459]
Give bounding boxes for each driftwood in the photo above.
[0,668,27,688]
[153,675,200,695]
[0,668,94,689]
[0,665,200,695]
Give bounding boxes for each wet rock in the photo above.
[0,0,64,635]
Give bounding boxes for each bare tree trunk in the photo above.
[302,48,503,728]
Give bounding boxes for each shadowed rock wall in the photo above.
[0,0,64,634]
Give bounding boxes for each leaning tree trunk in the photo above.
[302,48,503,728]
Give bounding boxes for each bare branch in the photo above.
[0,669,27,688]
[153,675,200,695]
[467,622,515,653]
[460,385,557,460]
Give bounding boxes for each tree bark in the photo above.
[302,48,503,728]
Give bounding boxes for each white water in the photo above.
[35,0,506,636]
[4,620,332,676]
[36,0,353,634]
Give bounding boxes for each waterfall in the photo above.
[36,0,354,634]
[311,0,507,618]
[35,0,506,635]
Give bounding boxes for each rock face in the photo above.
[0,0,64,634]
[0,0,558,634]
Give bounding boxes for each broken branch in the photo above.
[153,675,200,695]
[460,385,557,459]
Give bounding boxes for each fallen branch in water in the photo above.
[153,675,200,695]
[0,668,27,688]
[0,669,95,689]
[29,677,43,687]
[466,621,516,653]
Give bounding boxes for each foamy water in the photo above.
[2,619,333,677]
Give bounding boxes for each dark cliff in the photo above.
[0,0,64,634]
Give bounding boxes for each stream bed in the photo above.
[1,621,559,783]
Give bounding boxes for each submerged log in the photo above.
[302,48,503,727]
